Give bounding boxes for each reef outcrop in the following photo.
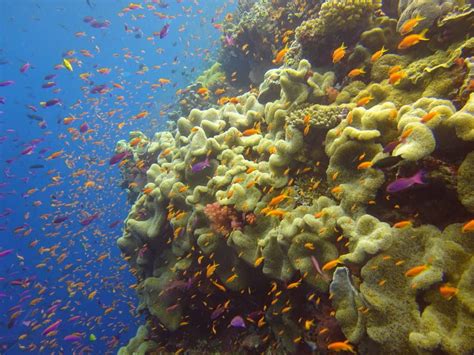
[117,0,474,353]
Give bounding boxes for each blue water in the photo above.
[0,0,233,353]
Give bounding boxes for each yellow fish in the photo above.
[63,58,73,72]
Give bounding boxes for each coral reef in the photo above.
[115,1,474,353]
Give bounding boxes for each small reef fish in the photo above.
[42,319,62,336]
[348,68,365,78]
[63,58,73,71]
[159,24,170,38]
[332,43,346,63]
[398,29,429,49]
[439,285,458,300]
[80,213,99,226]
[405,264,428,277]
[371,46,388,62]
[389,69,407,85]
[356,95,373,107]
[327,340,356,353]
[399,15,425,35]
[273,45,288,65]
[64,333,82,342]
[109,151,129,165]
[20,62,31,73]
[0,80,15,86]
[52,215,68,224]
[386,170,425,193]
[191,157,210,173]
[229,315,245,328]
[462,219,474,233]
[0,249,14,258]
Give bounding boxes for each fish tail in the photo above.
[414,170,426,185]
[419,28,429,40]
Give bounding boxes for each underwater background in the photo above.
[1,0,474,354]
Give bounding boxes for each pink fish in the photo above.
[21,146,35,155]
[386,170,426,193]
[230,315,245,328]
[0,249,14,258]
[42,319,61,336]
[20,62,31,73]
[79,122,89,133]
[64,334,82,342]
[109,151,129,165]
[0,80,14,87]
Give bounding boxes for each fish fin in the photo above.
[419,28,429,40]
[413,170,426,185]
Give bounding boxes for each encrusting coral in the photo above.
[115,0,474,353]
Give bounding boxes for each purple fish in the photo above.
[91,20,111,29]
[90,84,108,94]
[64,334,82,342]
[211,305,226,320]
[20,62,31,73]
[80,213,99,226]
[159,24,170,39]
[43,98,61,107]
[108,220,121,228]
[0,249,14,258]
[230,315,246,328]
[83,16,94,23]
[44,74,56,80]
[42,319,61,336]
[0,80,14,87]
[383,139,402,154]
[53,215,68,224]
[42,81,56,89]
[0,97,5,104]
[109,151,129,165]
[21,145,35,155]
[386,170,425,193]
[191,157,210,173]
[0,208,13,217]
[79,122,89,133]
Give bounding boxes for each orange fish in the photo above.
[439,285,458,300]
[63,116,76,125]
[356,95,374,107]
[242,128,260,136]
[129,137,142,147]
[327,340,356,353]
[398,29,429,49]
[158,78,171,85]
[322,258,341,271]
[389,70,407,85]
[399,15,425,35]
[405,264,428,277]
[420,111,439,123]
[462,219,474,233]
[332,43,347,64]
[393,220,412,228]
[371,46,388,62]
[273,45,289,65]
[197,87,209,96]
[348,68,365,78]
[133,111,149,120]
[97,67,111,74]
[46,150,63,160]
[357,161,373,170]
